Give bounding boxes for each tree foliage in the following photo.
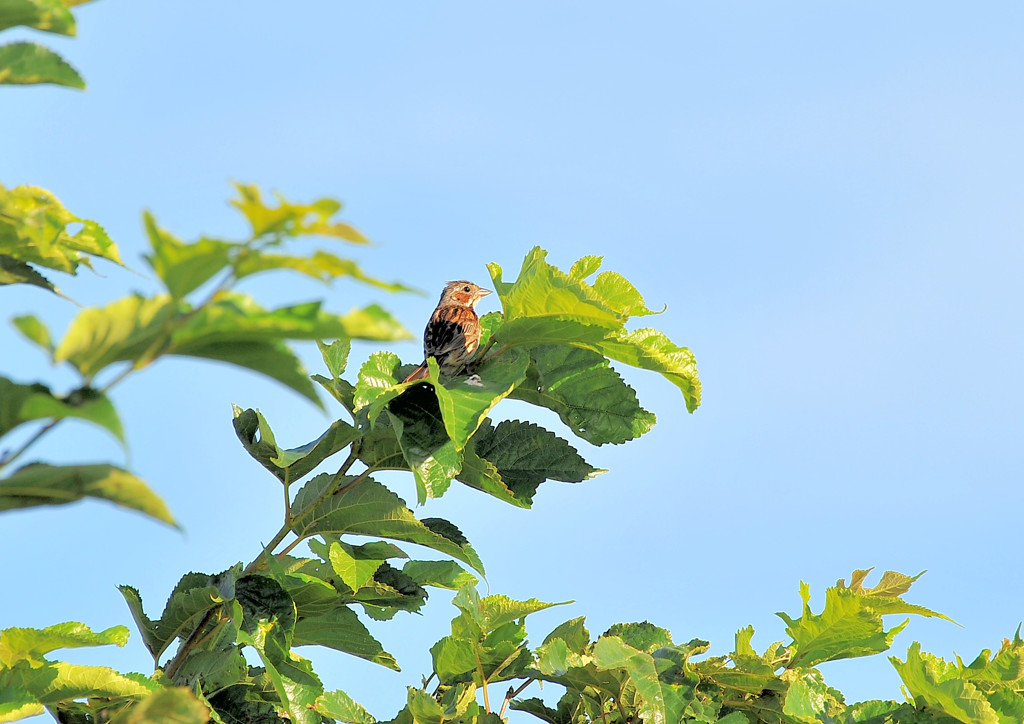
[2,5,1019,723]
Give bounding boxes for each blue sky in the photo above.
[3,1,1024,719]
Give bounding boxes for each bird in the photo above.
[402,280,492,383]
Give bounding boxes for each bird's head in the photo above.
[440,280,492,308]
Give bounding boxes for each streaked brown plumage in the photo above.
[402,280,492,383]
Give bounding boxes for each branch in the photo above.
[498,679,535,718]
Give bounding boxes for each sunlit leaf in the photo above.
[315,689,375,724]
[10,314,52,355]
[19,386,125,443]
[891,642,1000,724]
[106,688,210,724]
[0,0,75,34]
[289,473,484,575]
[510,344,656,445]
[142,212,233,299]
[0,623,129,667]
[0,463,175,526]
[293,605,398,670]
[232,407,359,483]
[0,42,83,88]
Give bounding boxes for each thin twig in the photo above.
[498,680,534,718]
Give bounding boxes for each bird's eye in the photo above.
[463,285,471,292]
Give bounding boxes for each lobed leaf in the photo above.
[891,642,1000,724]
[0,623,129,667]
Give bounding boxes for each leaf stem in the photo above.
[242,444,365,575]
[0,419,59,471]
[498,680,534,718]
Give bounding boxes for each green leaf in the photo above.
[140,570,234,662]
[289,473,484,575]
[458,419,601,506]
[20,386,125,444]
[777,572,951,668]
[0,0,76,35]
[237,630,323,724]
[892,642,1000,724]
[317,337,352,379]
[0,687,43,722]
[107,688,210,724]
[0,184,121,273]
[11,314,53,355]
[402,560,477,590]
[430,348,530,450]
[0,376,49,438]
[293,604,399,670]
[0,623,129,667]
[0,463,175,526]
[603,621,674,654]
[142,212,233,299]
[781,669,846,724]
[0,42,84,88]
[234,248,417,293]
[510,344,656,445]
[0,254,61,294]
[597,328,701,413]
[232,407,358,483]
[386,380,462,503]
[487,247,701,412]
[236,575,296,662]
[4,661,158,704]
[328,540,386,592]
[592,636,696,724]
[231,182,368,243]
[54,294,178,377]
[184,338,322,408]
[315,689,376,724]
[543,617,591,655]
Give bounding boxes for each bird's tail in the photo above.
[402,363,429,383]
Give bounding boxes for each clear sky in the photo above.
[3,1,1024,720]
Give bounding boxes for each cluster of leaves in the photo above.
[0,0,95,89]
[1,183,411,523]
[386,570,1024,724]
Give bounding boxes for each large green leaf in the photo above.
[232,407,359,484]
[510,344,656,445]
[486,248,701,412]
[0,41,83,88]
[315,689,375,724]
[54,294,178,377]
[457,419,601,506]
[592,636,697,724]
[289,473,484,575]
[106,688,210,724]
[19,386,125,444]
[0,463,175,525]
[891,642,1000,724]
[0,376,49,438]
[181,338,322,407]
[231,182,368,243]
[2,661,158,705]
[386,379,463,503]
[293,605,398,670]
[0,185,120,274]
[0,254,61,294]
[142,212,233,299]
[0,623,129,667]
[777,571,951,668]
[234,248,416,293]
[0,0,75,34]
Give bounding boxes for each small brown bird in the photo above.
[402,280,492,383]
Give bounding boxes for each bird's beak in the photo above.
[478,288,492,297]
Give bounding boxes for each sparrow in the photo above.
[402,280,492,383]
